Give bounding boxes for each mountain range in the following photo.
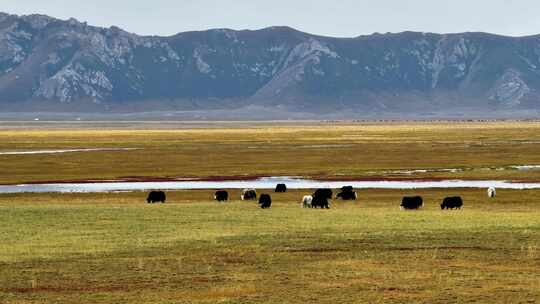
[1,12,540,119]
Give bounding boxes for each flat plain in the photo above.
[0,121,539,303]
[1,121,540,184]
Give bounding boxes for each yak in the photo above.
[214,190,229,202]
[441,196,463,210]
[275,183,287,193]
[302,195,313,208]
[488,187,496,198]
[241,189,257,201]
[147,191,166,204]
[312,188,332,209]
[259,194,272,209]
[401,196,423,210]
[336,186,357,200]
[313,188,333,200]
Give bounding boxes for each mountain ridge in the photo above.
[1,12,540,118]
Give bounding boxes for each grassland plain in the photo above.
[0,189,539,303]
[0,122,539,303]
[1,121,540,184]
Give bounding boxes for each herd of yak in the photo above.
[146,185,498,210]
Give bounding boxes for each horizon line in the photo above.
[2,11,540,40]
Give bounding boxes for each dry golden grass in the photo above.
[0,122,540,184]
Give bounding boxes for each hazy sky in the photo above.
[3,0,540,37]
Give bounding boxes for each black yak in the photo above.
[259,194,272,209]
[401,196,423,210]
[312,188,332,209]
[147,191,166,204]
[313,188,333,200]
[275,184,287,193]
[441,196,463,210]
[336,186,357,200]
[214,190,229,202]
[241,189,257,201]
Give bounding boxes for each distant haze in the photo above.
[2,0,540,37]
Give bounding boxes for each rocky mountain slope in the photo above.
[1,12,540,118]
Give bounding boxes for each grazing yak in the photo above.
[336,186,357,200]
[147,191,166,204]
[488,187,496,198]
[401,196,423,210]
[275,183,287,193]
[314,188,333,200]
[241,189,257,201]
[259,194,272,209]
[312,195,330,209]
[214,190,229,202]
[441,196,463,210]
[312,188,332,209]
[302,195,313,208]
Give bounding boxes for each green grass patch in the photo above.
[0,189,538,303]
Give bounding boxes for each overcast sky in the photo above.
[3,0,539,37]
